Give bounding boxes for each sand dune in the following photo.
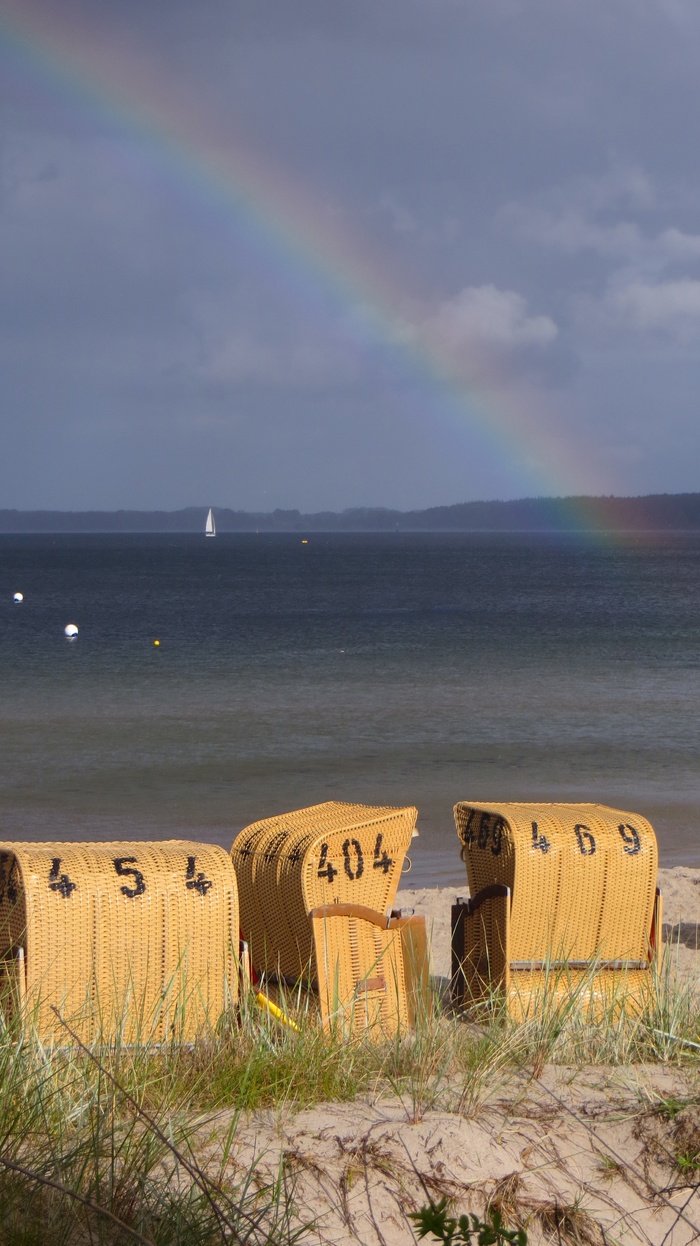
[223,867,700,1243]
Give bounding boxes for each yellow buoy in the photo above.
[153,639,160,646]
[301,538,308,544]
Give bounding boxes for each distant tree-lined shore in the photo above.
[2,493,700,532]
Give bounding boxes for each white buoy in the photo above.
[64,623,79,638]
[13,592,23,604]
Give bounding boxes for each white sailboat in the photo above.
[205,507,216,538]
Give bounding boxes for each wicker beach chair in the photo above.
[0,840,239,1043]
[310,903,430,1038]
[232,801,417,979]
[451,803,661,1018]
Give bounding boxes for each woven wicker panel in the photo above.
[506,967,654,1023]
[272,826,321,979]
[232,810,326,974]
[0,841,238,1044]
[454,802,657,964]
[592,808,658,960]
[248,823,295,974]
[231,802,417,978]
[230,820,275,968]
[310,904,409,1038]
[508,887,663,1020]
[258,824,315,979]
[0,851,26,951]
[390,915,430,1028]
[451,891,662,1018]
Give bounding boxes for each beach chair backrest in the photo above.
[232,801,417,978]
[0,841,239,1043]
[454,803,658,964]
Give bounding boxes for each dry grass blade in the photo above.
[535,1199,605,1246]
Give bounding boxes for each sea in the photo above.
[1,531,699,888]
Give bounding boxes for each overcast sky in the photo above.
[2,0,700,511]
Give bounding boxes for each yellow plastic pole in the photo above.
[254,991,299,1032]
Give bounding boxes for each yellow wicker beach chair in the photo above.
[0,840,239,1043]
[310,903,429,1038]
[451,803,661,1018]
[231,801,417,979]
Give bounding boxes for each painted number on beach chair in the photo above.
[113,857,146,898]
[372,833,394,874]
[477,813,491,849]
[185,855,213,896]
[618,823,641,855]
[264,832,287,863]
[461,809,476,846]
[530,822,551,854]
[317,843,338,883]
[573,825,596,856]
[342,838,365,881]
[479,813,504,855]
[461,811,504,855]
[48,858,77,899]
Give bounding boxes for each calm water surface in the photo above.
[1,532,699,886]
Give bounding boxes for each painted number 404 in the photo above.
[317,833,395,883]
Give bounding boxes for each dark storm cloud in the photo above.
[2,0,700,508]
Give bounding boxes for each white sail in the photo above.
[205,507,216,537]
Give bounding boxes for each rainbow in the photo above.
[0,0,636,529]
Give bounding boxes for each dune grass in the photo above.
[0,948,698,1244]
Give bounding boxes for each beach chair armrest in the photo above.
[309,903,389,927]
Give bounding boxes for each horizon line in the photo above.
[1,489,700,516]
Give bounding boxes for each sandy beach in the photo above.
[217,1064,700,1245]
[220,868,700,1245]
